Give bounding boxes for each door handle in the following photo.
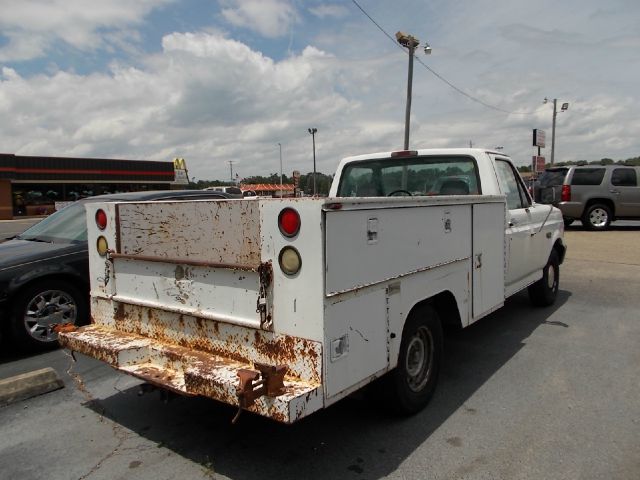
[508,220,517,227]
[609,190,620,194]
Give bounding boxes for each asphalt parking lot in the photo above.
[0,224,639,480]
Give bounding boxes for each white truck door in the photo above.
[472,202,505,320]
[493,159,549,295]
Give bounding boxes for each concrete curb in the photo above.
[0,367,64,407]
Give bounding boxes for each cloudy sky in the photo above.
[0,0,638,181]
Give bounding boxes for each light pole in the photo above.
[277,142,283,198]
[308,128,317,196]
[544,97,569,165]
[396,31,431,150]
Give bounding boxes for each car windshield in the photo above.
[17,201,89,244]
[538,168,568,187]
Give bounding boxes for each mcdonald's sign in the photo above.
[173,157,187,170]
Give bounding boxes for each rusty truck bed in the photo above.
[59,300,323,424]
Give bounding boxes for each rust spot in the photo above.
[114,302,126,323]
[53,323,78,333]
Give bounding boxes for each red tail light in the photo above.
[95,209,107,230]
[278,208,301,237]
[561,185,571,202]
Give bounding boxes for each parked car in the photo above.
[202,186,243,198]
[535,165,640,230]
[0,190,231,351]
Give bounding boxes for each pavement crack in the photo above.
[64,351,132,480]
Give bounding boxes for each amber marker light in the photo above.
[96,236,109,256]
[279,246,302,276]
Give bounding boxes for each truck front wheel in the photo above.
[388,305,443,414]
[528,250,560,307]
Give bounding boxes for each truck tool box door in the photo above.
[323,201,472,398]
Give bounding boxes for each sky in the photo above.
[0,0,639,182]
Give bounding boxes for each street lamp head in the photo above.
[561,102,569,111]
[396,31,419,48]
[423,42,432,55]
[308,128,317,135]
[543,97,549,104]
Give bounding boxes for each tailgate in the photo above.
[109,200,267,329]
[62,199,324,422]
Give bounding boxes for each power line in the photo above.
[351,0,547,116]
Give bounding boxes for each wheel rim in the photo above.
[547,264,557,290]
[405,326,434,392]
[23,290,77,342]
[589,208,608,228]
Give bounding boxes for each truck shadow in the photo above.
[85,290,570,480]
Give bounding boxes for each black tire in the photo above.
[386,305,443,415]
[528,250,560,307]
[10,279,88,351]
[582,203,611,231]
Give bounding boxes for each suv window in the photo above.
[571,168,605,186]
[611,168,637,187]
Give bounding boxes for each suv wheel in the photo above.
[582,203,611,230]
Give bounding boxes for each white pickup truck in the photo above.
[60,148,566,423]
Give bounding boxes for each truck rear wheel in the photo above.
[388,305,443,415]
[528,250,560,307]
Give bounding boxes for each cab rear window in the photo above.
[337,155,480,197]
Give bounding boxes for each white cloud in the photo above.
[309,4,349,19]
[0,33,358,179]
[220,0,298,38]
[0,0,172,61]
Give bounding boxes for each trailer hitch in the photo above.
[236,362,287,410]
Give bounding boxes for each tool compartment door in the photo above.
[323,202,472,398]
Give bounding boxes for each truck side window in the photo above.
[611,168,637,187]
[495,160,530,210]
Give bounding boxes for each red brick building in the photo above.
[0,153,186,219]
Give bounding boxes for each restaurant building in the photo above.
[0,154,188,219]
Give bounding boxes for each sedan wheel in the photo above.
[23,289,78,342]
[10,280,88,351]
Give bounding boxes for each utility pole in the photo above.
[545,97,569,165]
[228,160,235,184]
[396,32,431,150]
[551,98,557,165]
[278,143,283,198]
[308,128,317,196]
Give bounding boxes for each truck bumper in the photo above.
[59,301,323,424]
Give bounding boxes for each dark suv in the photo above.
[535,165,640,230]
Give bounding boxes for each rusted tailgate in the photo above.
[60,308,323,423]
